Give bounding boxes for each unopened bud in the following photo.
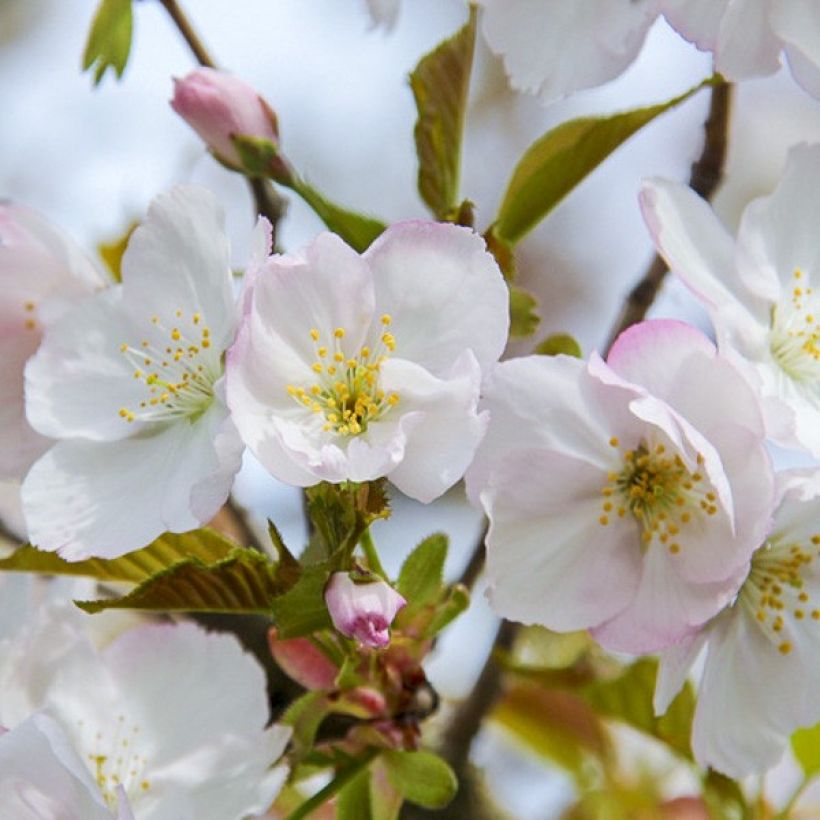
[324,572,406,648]
[170,67,278,171]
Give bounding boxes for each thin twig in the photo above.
[157,0,289,244]
[604,81,733,352]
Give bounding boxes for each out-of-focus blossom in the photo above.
[468,320,774,653]
[21,187,245,560]
[0,713,134,820]
[0,610,290,819]
[475,0,820,103]
[0,204,107,481]
[324,572,406,647]
[642,144,820,457]
[655,471,820,779]
[226,222,509,502]
[171,68,279,171]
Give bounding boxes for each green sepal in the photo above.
[534,332,582,358]
[420,583,469,640]
[82,0,133,85]
[337,767,374,820]
[410,8,477,220]
[381,750,457,809]
[270,562,335,638]
[281,690,332,760]
[491,77,721,246]
[509,285,540,339]
[792,722,820,778]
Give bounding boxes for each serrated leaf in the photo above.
[338,767,374,820]
[0,529,237,584]
[535,333,582,358]
[493,683,609,782]
[382,750,457,809]
[792,723,820,778]
[509,285,540,339]
[76,547,282,615]
[82,0,133,85]
[581,658,694,760]
[271,563,334,638]
[396,533,447,608]
[492,77,719,245]
[98,221,137,282]
[410,9,477,219]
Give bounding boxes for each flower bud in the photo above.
[267,628,338,690]
[324,572,406,648]
[170,67,279,171]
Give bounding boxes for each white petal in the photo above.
[654,629,708,715]
[783,40,820,99]
[24,288,150,442]
[22,403,240,560]
[477,0,657,102]
[365,0,400,29]
[640,178,770,329]
[713,0,783,80]
[380,351,486,503]
[659,0,728,51]
[771,0,820,96]
[483,449,642,631]
[364,221,508,375]
[0,713,113,820]
[120,187,236,351]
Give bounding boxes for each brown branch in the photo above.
[157,0,288,245]
[604,81,733,352]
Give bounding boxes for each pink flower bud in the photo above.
[267,628,338,690]
[170,67,278,170]
[324,573,406,648]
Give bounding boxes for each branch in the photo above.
[156,0,288,244]
[604,80,733,352]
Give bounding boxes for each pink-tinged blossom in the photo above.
[0,611,291,819]
[467,320,775,654]
[21,187,246,560]
[0,204,107,481]
[476,0,820,103]
[325,572,406,648]
[642,144,820,457]
[171,68,279,170]
[226,221,509,502]
[655,471,820,779]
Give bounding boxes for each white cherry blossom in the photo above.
[0,203,107,481]
[21,187,246,560]
[0,609,290,819]
[226,221,509,502]
[655,471,820,778]
[642,144,820,457]
[467,320,774,653]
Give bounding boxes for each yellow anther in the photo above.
[171,329,181,341]
[599,515,609,526]
[779,641,793,655]
[360,347,370,358]
[669,543,680,554]
[310,328,320,341]
[347,359,358,369]
[120,343,128,352]
[334,352,345,363]
[387,393,399,406]
[151,315,159,324]
[317,346,328,358]
[312,363,323,374]
[334,328,345,339]
[201,339,210,349]
[327,365,337,375]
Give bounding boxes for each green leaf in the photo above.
[410,8,477,219]
[0,529,237,584]
[282,690,331,760]
[76,547,282,615]
[702,770,748,820]
[792,723,820,778]
[382,750,457,809]
[535,332,582,358]
[421,583,469,639]
[271,563,334,638]
[581,658,694,760]
[289,178,386,253]
[82,0,133,85]
[338,767,374,820]
[509,285,540,339]
[492,77,719,245]
[396,533,447,608]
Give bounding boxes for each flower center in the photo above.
[117,308,218,424]
[769,268,820,383]
[598,439,718,554]
[740,533,820,657]
[286,314,399,437]
[75,712,151,808]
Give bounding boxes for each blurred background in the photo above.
[3,0,820,816]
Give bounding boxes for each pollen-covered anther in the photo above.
[287,322,400,436]
[597,440,719,553]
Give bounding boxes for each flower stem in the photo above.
[283,749,379,820]
[603,80,733,352]
[157,0,216,67]
[360,528,387,579]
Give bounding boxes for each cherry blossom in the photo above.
[467,320,774,653]
[226,221,509,502]
[325,572,406,647]
[21,187,246,560]
[0,203,107,481]
[0,610,290,819]
[655,471,820,778]
[642,143,820,457]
